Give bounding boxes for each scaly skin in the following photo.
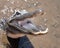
[9,9,43,23]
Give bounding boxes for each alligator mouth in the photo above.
[17,20,48,35]
[0,9,48,35]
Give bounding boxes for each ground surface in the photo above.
[0,0,60,48]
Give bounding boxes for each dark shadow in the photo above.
[7,35,34,48]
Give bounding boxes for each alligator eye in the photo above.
[1,22,3,24]
[16,12,21,15]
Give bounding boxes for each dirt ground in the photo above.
[0,0,60,48]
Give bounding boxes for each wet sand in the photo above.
[0,0,60,48]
